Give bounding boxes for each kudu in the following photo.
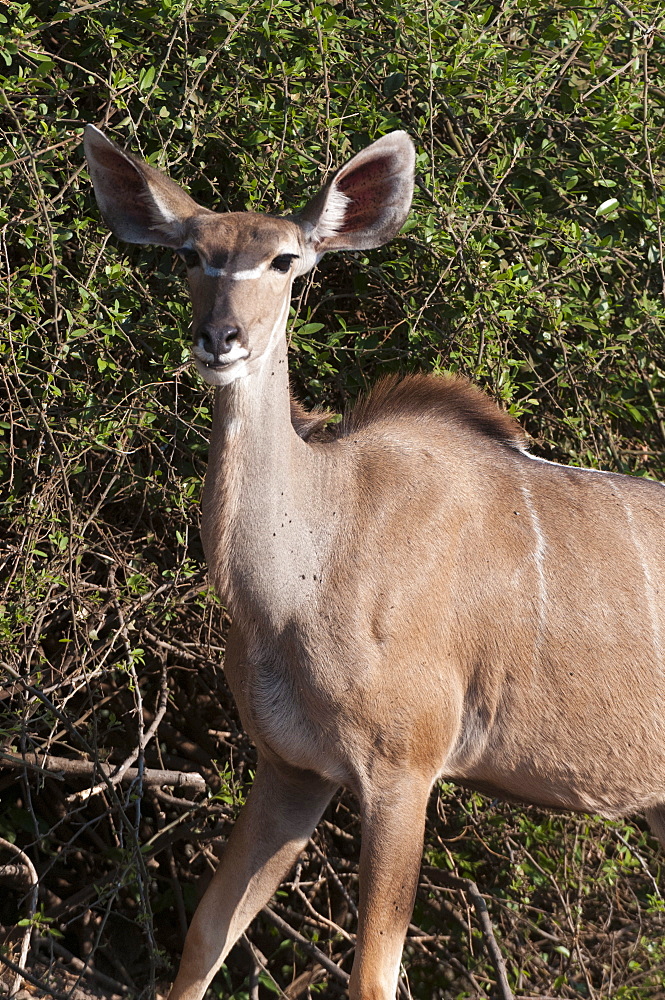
[84,124,665,1000]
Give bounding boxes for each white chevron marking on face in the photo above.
[203,263,267,280]
[231,265,267,280]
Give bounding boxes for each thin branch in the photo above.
[421,866,514,1000]
[260,905,351,988]
[33,935,130,997]
[68,660,169,802]
[0,952,71,1000]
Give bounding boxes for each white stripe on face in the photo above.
[257,292,290,368]
[202,263,268,280]
[230,265,267,280]
[202,263,226,277]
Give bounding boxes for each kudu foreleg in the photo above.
[349,773,432,1000]
[168,758,337,1000]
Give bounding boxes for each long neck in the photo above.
[201,336,325,631]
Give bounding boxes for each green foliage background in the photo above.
[1,1,664,998]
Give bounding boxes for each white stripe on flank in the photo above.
[521,448,665,488]
[521,449,615,476]
[519,482,547,651]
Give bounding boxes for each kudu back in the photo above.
[84,125,665,1000]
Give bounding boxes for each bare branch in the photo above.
[33,934,130,997]
[260,905,351,988]
[422,866,514,1000]
[0,751,206,790]
[0,952,71,1000]
[0,837,38,997]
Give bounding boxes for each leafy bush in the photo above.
[1,1,664,997]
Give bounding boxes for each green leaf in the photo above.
[295,323,325,336]
[596,197,619,217]
[139,65,156,90]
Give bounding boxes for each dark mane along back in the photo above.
[341,373,526,450]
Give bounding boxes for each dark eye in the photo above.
[177,248,201,269]
[270,254,298,273]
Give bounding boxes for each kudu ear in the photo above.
[296,132,415,255]
[83,125,203,246]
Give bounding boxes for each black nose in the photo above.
[197,324,241,360]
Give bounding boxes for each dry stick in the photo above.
[0,750,206,790]
[445,952,489,998]
[0,750,64,781]
[614,829,663,901]
[143,629,205,663]
[607,0,650,34]
[240,935,279,999]
[0,661,95,757]
[248,952,261,1000]
[308,839,358,918]
[0,136,80,171]
[291,881,354,943]
[33,935,129,997]
[579,53,642,103]
[421,866,514,1000]
[0,952,70,1000]
[260,906,350,988]
[0,837,38,998]
[68,660,170,802]
[283,965,328,999]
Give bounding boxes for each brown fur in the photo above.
[341,372,526,449]
[289,394,336,441]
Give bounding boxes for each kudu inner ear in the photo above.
[297,131,415,255]
[83,125,202,247]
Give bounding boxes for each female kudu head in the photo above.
[83,125,415,386]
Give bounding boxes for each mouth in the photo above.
[193,349,251,386]
[203,357,243,370]
[192,344,251,367]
